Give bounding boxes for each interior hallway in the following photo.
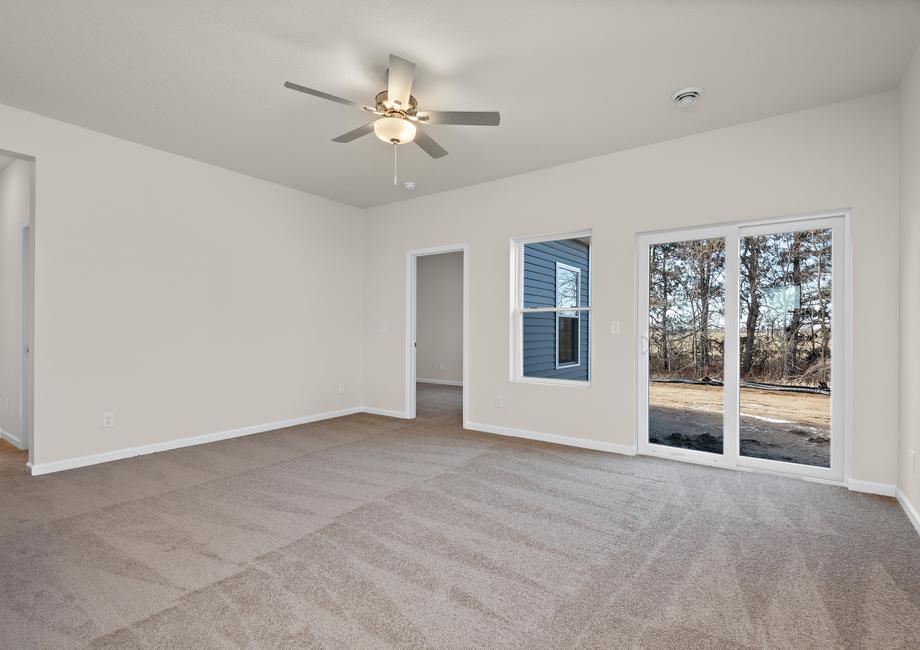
[1,384,919,647]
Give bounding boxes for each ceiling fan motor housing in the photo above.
[375,90,418,115]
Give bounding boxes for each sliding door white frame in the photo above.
[636,210,850,484]
[637,223,737,468]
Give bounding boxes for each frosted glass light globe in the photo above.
[374,116,416,144]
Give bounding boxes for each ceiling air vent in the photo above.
[671,87,703,107]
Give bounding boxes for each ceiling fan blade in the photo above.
[414,129,448,159]
[332,122,376,143]
[284,81,373,111]
[387,54,416,109]
[416,111,501,126]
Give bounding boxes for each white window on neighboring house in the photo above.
[555,262,581,368]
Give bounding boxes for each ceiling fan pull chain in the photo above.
[393,143,398,186]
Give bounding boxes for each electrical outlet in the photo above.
[337,383,345,395]
[102,412,115,428]
[495,395,504,408]
[379,322,388,334]
[439,363,445,371]
[610,321,621,336]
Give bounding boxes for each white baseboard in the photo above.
[464,420,637,456]
[29,406,366,476]
[1,428,26,450]
[360,406,411,419]
[897,488,920,537]
[847,479,897,497]
[417,378,463,387]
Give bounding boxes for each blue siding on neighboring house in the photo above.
[523,239,590,381]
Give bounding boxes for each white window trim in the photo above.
[555,262,581,369]
[511,230,592,387]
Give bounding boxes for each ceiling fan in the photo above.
[284,53,500,162]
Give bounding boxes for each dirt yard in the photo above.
[648,382,831,467]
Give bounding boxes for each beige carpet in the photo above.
[1,384,919,648]
[0,438,28,482]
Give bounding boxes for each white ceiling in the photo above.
[0,1,918,208]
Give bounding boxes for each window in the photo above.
[514,233,591,383]
[555,263,581,368]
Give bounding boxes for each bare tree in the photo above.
[740,236,763,376]
[783,232,803,377]
[650,229,830,388]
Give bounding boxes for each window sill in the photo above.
[512,377,591,388]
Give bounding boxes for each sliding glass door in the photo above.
[638,215,846,481]
[647,236,727,457]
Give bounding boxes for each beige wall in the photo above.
[0,103,365,467]
[900,46,920,511]
[417,252,463,385]
[0,157,32,448]
[363,92,900,486]
[0,90,905,488]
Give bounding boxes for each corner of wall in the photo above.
[897,42,920,532]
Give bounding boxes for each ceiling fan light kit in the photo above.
[284,53,501,184]
[374,116,416,144]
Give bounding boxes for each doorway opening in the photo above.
[0,150,36,475]
[637,212,849,483]
[406,245,468,425]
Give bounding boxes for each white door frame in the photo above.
[405,244,469,423]
[20,223,32,452]
[0,149,37,464]
[636,210,850,484]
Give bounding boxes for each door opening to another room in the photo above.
[0,150,36,474]
[407,246,468,424]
